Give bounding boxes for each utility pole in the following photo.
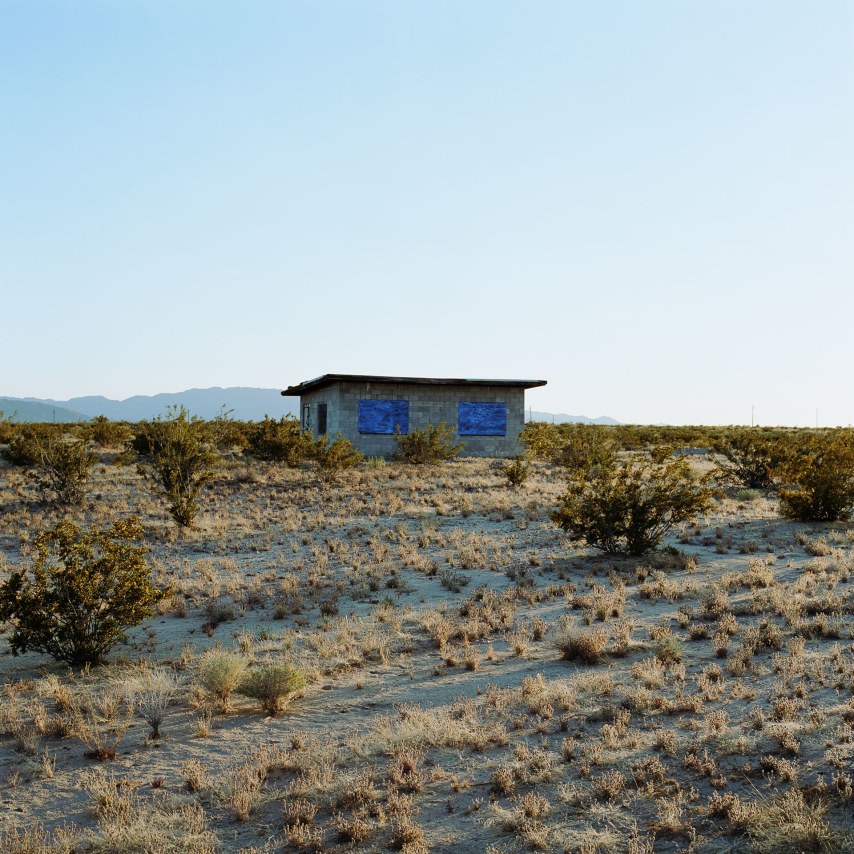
[751,404,754,428]
[815,408,818,429]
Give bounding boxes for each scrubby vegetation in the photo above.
[85,415,132,449]
[33,437,96,505]
[393,422,463,464]
[245,415,309,465]
[0,517,165,666]
[710,427,787,489]
[775,428,854,521]
[309,433,363,483]
[552,446,715,556]
[134,406,218,526]
[0,418,851,850]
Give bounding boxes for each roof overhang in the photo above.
[281,374,547,396]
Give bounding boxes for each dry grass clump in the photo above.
[745,787,850,853]
[387,745,426,792]
[282,798,322,850]
[180,759,208,793]
[216,743,287,822]
[118,665,181,739]
[335,812,375,845]
[0,822,79,854]
[301,615,398,672]
[590,769,627,801]
[637,571,695,603]
[71,693,134,760]
[79,768,218,852]
[572,580,628,619]
[373,700,508,753]
[553,619,610,664]
[487,794,553,849]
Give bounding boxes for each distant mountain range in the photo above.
[526,411,619,425]
[0,388,299,423]
[0,390,618,425]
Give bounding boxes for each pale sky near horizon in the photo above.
[1,1,851,426]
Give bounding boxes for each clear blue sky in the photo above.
[1,1,851,426]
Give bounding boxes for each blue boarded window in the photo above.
[358,400,409,434]
[458,402,507,436]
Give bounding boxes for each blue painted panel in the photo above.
[358,400,409,434]
[459,402,507,436]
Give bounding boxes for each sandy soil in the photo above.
[0,455,852,852]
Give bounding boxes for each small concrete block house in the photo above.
[281,374,547,458]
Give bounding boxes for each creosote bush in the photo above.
[501,455,530,488]
[136,406,218,526]
[554,423,617,473]
[246,415,310,465]
[86,415,132,448]
[0,409,16,444]
[711,428,786,489]
[775,428,854,521]
[310,433,363,483]
[34,436,96,505]
[519,421,562,461]
[520,422,616,468]
[553,447,714,556]
[0,424,95,504]
[393,422,463,465]
[0,517,166,666]
[1,423,62,466]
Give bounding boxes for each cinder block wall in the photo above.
[301,382,525,458]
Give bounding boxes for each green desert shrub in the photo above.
[0,423,94,504]
[85,415,132,448]
[519,422,562,461]
[520,422,616,470]
[310,433,363,482]
[246,415,310,465]
[393,423,463,465]
[136,407,218,526]
[0,517,166,666]
[196,648,248,711]
[0,410,16,445]
[775,428,854,521]
[35,436,96,505]
[1,423,61,466]
[128,423,161,456]
[203,408,249,454]
[552,447,715,556]
[501,454,530,488]
[711,428,787,489]
[236,662,306,716]
[553,423,617,473]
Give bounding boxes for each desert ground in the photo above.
[0,450,852,852]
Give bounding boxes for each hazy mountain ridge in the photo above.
[526,411,619,425]
[0,399,90,423]
[3,388,299,423]
[2,391,618,425]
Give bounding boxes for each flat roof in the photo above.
[281,374,547,396]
